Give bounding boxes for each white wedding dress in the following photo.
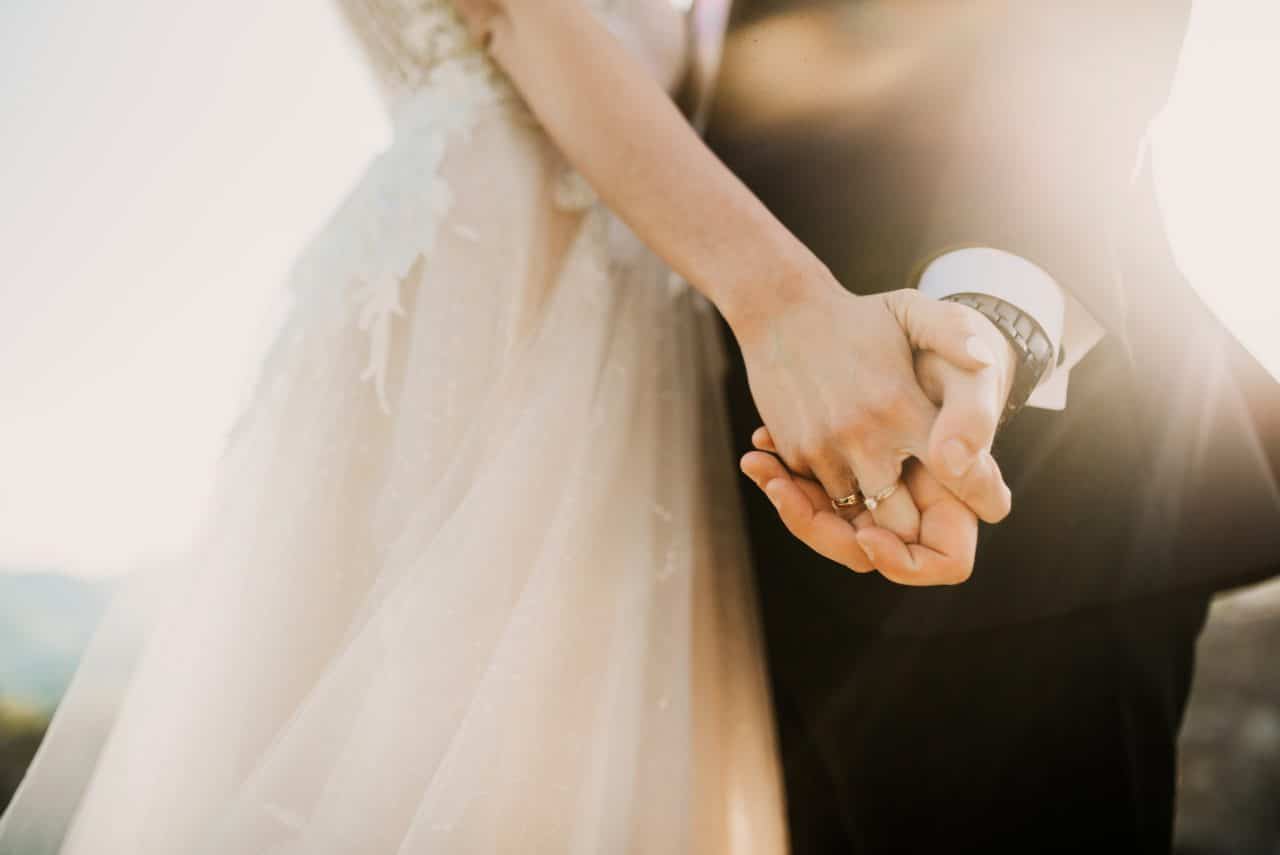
[0,1,786,852]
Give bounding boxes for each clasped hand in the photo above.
[733,284,1018,586]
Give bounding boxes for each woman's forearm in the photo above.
[456,0,1017,556]
[465,0,839,334]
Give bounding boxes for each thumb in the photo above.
[917,352,1013,523]
[885,289,998,372]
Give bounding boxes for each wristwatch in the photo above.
[941,292,1057,428]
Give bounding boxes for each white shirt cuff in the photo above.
[917,247,1104,411]
[1031,290,1106,409]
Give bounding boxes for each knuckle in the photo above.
[791,441,824,473]
[771,438,807,470]
[857,383,909,425]
[890,287,922,309]
[945,562,975,586]
[777,504,804,532]
[802,433,831,459]
[834,415,874,449]
[968,399,1000,433]
[949,400,998,439]
[948,302,985,334]
[890,288,923,333]
[880,288,916,329]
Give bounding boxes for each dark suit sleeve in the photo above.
[920,1,1192,335]
[920,0,1280,600]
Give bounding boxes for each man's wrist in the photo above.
[918,248,1064,363]
[972,312,1019,409]
[943,292,1056,426]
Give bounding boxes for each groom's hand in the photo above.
[741,434,979,585]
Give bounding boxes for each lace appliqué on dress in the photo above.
[286,57,506,412]
[313,0,649,411]
[337,0,488,106]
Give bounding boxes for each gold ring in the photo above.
[861,482,899,511]
[831,490,864,511]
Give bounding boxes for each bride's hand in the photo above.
[729,281,1013,543]
[741,431,979,585]
[451,0,1014,535]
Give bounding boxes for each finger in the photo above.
[804,451,868,524]
[743,451,879,561]
[848,453,920,543]
[909,456,980,576]
[917,352,1012,523]
[885,289,999,372]
[741,449,790,490]
[855,461,979,585]
[743,450,855,518]
[752,426,778,453]
[794,473,875,529]
[763,478,875,573]
[808,452,863,516]
[754,431,816,480]
[836,382,934,542]
[752,427,865,522]
[742,453,873,572]
[855,528,974,586]
[952,449,1012,522]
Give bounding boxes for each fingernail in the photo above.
[965,336,996,366]
[764,480,783,509]
[941,438,975,478]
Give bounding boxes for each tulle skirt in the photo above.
[0,98,786,853]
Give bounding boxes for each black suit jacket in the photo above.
[707,0,1280,633]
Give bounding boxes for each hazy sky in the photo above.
[0,1,1277,578]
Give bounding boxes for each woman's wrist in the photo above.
[716,252,844,344]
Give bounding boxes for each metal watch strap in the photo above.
[941,292,1056,427]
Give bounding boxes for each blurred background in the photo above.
[0,1,1276,850]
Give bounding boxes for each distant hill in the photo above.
[0,572,115,713]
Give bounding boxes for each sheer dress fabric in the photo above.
[0,1,786,852]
